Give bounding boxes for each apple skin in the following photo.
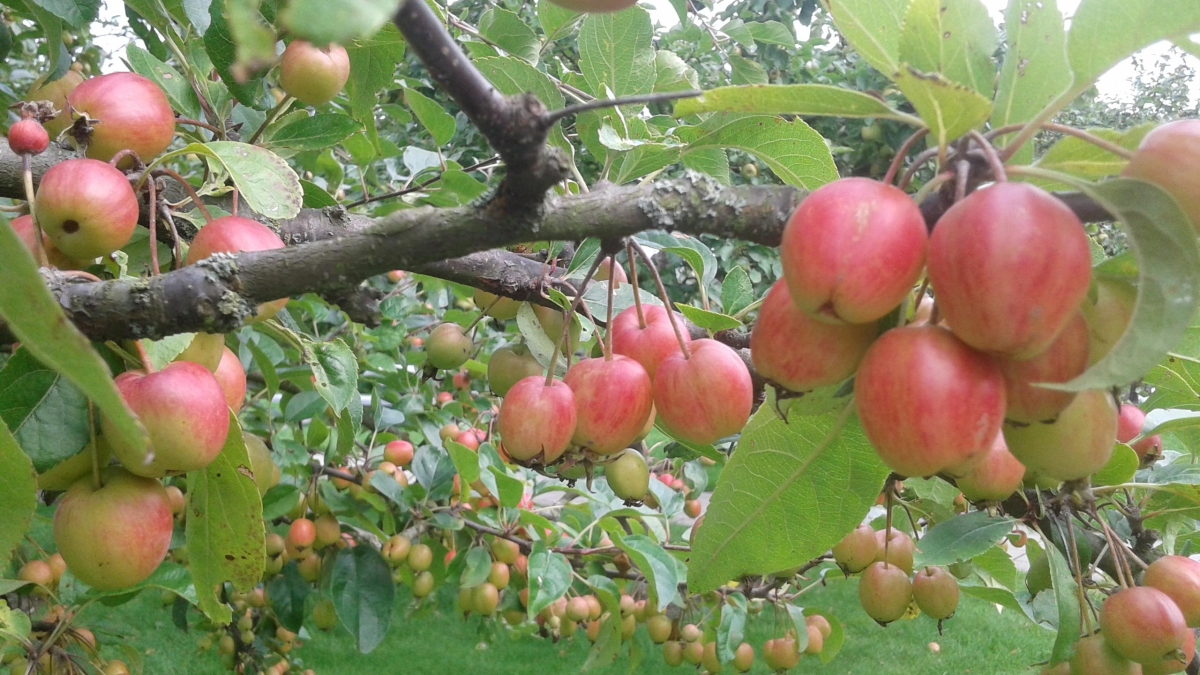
[532,305,581,353]
[854,326,1006,478]
[27,70,85,136]
[594,257,628,286]
[1100,587,1188,665]
[36,158,139,260]
[10,214,79,269]
[1141,626,1195,675]
[278,41,351,107]
[474,289,520,320]
[606,448,650,501]
[1143,555,1200,627]
[497,376,577,463]
[873,528,915,574]
[912,566,959,620]
[654,339,753,445]
[425,323,473,370]
[927,182,1093,359]
[1003,389,1116,482]
[1084,279,1137,366]
[1117,404,1162,461]
[101,362,230,477]
[213,347,247,411]
[780,177,928,324]
[610,304,690,379]
[831,524,878,573]
[383,440,414,467]
[750,280,878,392]
[565,356,654,454]
[53,468,173,591]
[997,312,1090,423]
[175,333,226,372]
[186,216,288,321]
[1124,119,1200,233]
[8,118,49,155]
[244,434,279,496]
[67,72,175,164]
[955,433,1026,503]
[488,344,544,397]
[1069,634,1140,675]
[858,561,913,624]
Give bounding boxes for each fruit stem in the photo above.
[546,253,607,378]
[966,130,1007,183]
[108,149,145,170]
[1065,515,1095,635]
[158,203,185,269]
[132,340,156,373]
[20,154,47,268]
[910,170,955,206]
[248,96,295,145]
[88,402,102,490]
[147,175,160,276]
[626,242,646,329]
[465,297,499,332]
[604,255,616,360]
[153,167,214,223]
[630,241,691,359]
[883,128,930,186]
[883,480,894,569]
[175,117,224,137]
[897,146,941,191]
[231,187,240,218]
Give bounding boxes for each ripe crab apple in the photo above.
[594,256,628,286]
[874,528,915,574]
[67,72,175,164]
[1117,404,1163,461]
[27,70,85,136]
[610,304,691,379]
[175,332,225,372]
[213,347,247,411]
[762,637,800,671]
[383,440,414,467]
[654,339,753,445]
[185,216,288,321]
[927,182,1093,359]
[1070,634,1141,675]
[488,344,543,396]
[278,41,351,107]
[832,524,879,573]
[780,177,927,324]
[858,561,913,624]
[36,158,138,260]
[565,356,654,454]
[1084,279,1137,366]
[53,468,173,591]
[912,566,959,620]
[101,361,230,477]
[955,434,1026,503]
[497,376,577,463]
[10,214,78,269]
[1099,586,1188,665]
[1123,119,1200,232]
[750,280,879,392]
[8,118,49,155]
[1143,555,1200,627]
[1003,389,1117,482]
[1142,627,1196,675]
[998,312,1090,423]
[854,326,1006,478]
[606,449,650,501]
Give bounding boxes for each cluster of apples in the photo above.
[831,524,960,626]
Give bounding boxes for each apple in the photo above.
[1100,586,1188,665]
[473,289,521,320]
[488,344,544,396]
[175,332,226,372]
[912,566,959,620]
[565,356,653,454]
[425,323,473,370]
[532,304,581,353]
[185,216,288,322]
[27,70,85,136]
[1117,404,1162,461]
[278,40,351,107]
[213,347,247,411]
[832,524,879,573]
[1123,119,1200,232]
[874,528,915,574]
[594,256,628,286]
[244,434,279,496]
[36,158,139,260]
[1084,279,1137,365]
[955,433,1026,502]
[383,440,414,467]
[67,72,175,165]
[8,118,49,155]
[1003,389,1117,482]
[606,449,649,501]
[1143,555,1200,627]
[610,304,691,379]
[497,376,577,463]
[858,561,913,624]
[997,312,1090,423]
[10,214,79,269]
[1069,634,1140,675]
[654,339,753,445]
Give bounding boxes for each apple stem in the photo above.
[107,149,144,170]
[1065,515,1096,635]
[910,170,955,207]
[231,187,240,218]
[147,176,160,276]
[132,340,156,373]
[897,146,941,192]
[20,154,48,268]
[604,255,616,359]
[465,297,498,332]
[158,203,185,269]
[967,130,1008,183]
[883,482,894,570]
[883,129,931,186]
[630,240,691,359]
[248,96,295,146]
[88,403,102,490]
[154,167,214,223]
[626,242,646,328]
[546,253,607,379]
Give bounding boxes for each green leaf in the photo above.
[676,114,838,190]
[269,114,364,151]
[973,542,1019,590]
[28,0,98,26]
[991,0,1071,164]
[207,141,303,219]
[141,334,196,371]
[446,440,480,485]
[126,44,203,121]
[327,545,395,653]
[635,231,719,286]
[1145,408,1200,437]
[913,511,1015,567]
[186,415,265,625]
[1092,443,1139,486]
[676,304,741,332]
[613,534,680,612]
[266,562,310,632]
[404,89,457,147]
[716,598,747,663]
[486,465,524,508]
[806,608,845,662]
[654,50,699,94]
[0,422,36,566]
[301,179,339,208]
[688,402,890,593]
[1066,0,1200,89]
[305,339,358,413]
[577,6,656,98]
[0,215,148,463]
[346,24,406,124]
[280,0,401,45]
[0,347,89,473]
[680,147,731,185]
[822,0,909,76]
[460,546,492,589]
[674,84,921,123]
[479,8,540,65]
[204,1,260,106]
[224,0,275,82]
[959,584,1026,614]
[473,56,569,150]
[538,0,580,41]
[898,0,997,96]
[525,544,572,618]
[747,21,795,47]
[720,267,754,316]
[1045,537,1080,664]
[785,604,810,652]
[729,55,769,86]
[892,66,991,147]
[1032,124,1153,184]
[261,484,302,521]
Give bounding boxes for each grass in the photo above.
[90,574,1052,675]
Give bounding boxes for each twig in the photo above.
[630,240,690,358]
[883,129,930,186]
[545,91,702,125]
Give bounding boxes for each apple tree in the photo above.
[2,0,1200,673]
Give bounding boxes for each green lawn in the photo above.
[90,575,1050,675]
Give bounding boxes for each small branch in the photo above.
[545,91,702,125]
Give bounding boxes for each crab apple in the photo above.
[662,641,685,667]
[185,216,288,321]
[762,637,800,671]
[491,537,520,565]
[313,598,338,631]
[854,326,1006,478]
[17,560,53,587]
[927,182,1092,358]
[288,518,317,550]
[646,615,672,643]
[654,339,753,445]
[684,499,703,518]
[1117,404,1163,461]
[412,571,435,598]
[278,40,351,107]
[874,528,915,574]
[453,430,480,451]
[1124,119,1200,232]
[998,312,1090,423]
[955,434,1026,503]
[595,256,628,286]
[67,72,175,164]
[407,543,433,572]
[804,623,825,654]
[163,485,185,515]
[806,614,832,639]
[473,289,520,321]
[912,566,959,620]
[780,177,927,324]
[566,596,591,622]
[175,332,225,372]
[1085,279,1138,365]
[859,561,913,624]
[212,347,246,411]
[36,158,138,260]
[1100,587,1189,664]
[610,304,691,379]
[1070,634,1141,675]
[497,376,577,463]
[425,323,473,370]
[532,304,581,353]
[384,440,414,467]
[8,118,49,155]
[53,468,173,591]
[473,583,500,615]
[1003,389,1117,482]
[1142,628,1196,675]
[682,640,705,665]
[27,70,85,136]
[244,435,279,495]
[606,449,650,501]
[832,524,879,573]
[733,643,754,672]
[565,356,653,454]
[101,362,230,477]
[488,344,543,396]
[313,514,341,549]
[701,642,723,673]
[10,214,78,269]
[751,280,879,392]
[1144,556,1200,627]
